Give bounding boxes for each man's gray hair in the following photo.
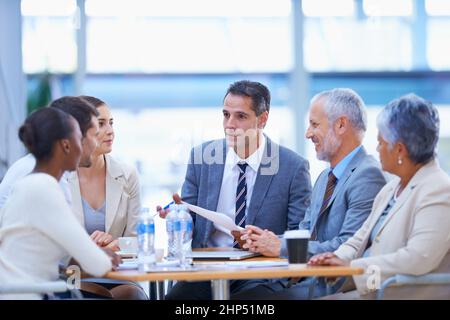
[311,88,367,138]
[376,93,440,164]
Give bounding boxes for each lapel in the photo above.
[311,147,368,232]
[105,155,124,234]
[67,171,85,227]
[371,160,438,240]
[372,184,414,240]
[204,140,226,242]
[354,160,439,257]
[246,137,277,225]
[309,171,329,231]
[356,182,396,257]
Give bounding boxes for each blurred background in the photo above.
[1,0,450,248]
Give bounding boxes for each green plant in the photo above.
[26,72,52,115]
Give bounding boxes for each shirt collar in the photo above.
[330,145,362,180]
[226,134,266,173]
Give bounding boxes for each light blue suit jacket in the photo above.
[181,136,312,248]
[281,146,387,257]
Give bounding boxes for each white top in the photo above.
[0,154,72,210]
[208,134,266,247]
[0,173,112,300]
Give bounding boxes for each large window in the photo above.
[86,17,292,73]
[21,0,77,73]
[426,0,450,70]
[304,17,412,71]
[22,0,450,74]
[85,0,292,73]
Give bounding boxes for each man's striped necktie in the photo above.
[233,162,248,248]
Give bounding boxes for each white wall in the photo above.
[0,0,27,179]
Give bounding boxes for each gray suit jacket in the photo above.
[181,136,312,248]
[281,146,386,257]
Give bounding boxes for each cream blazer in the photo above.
[335,159,450,299]
[67,154,141,238]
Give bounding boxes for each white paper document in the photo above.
[182,202,243,232]
[117,259,181,271]
[194,260,289,268]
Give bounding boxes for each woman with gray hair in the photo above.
[309,93,450,299]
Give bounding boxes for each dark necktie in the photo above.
[233,162,248,248]
[311,171,337,240]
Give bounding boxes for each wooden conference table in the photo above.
[105,248,363,300]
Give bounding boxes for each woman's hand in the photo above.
[101,247,122,271]
[90,230,115,247]
[104,239,120,251]
[308,252,349,266]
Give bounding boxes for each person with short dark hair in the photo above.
[225,80,271,116]
[0,108,119,300]
[160,80,312,299]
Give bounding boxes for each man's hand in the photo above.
[231,230,246,249]
[101,247,122,271]
[308,252,349,266]
[90,231,115,247]
[157,193,183,219]
[240,225,281,257]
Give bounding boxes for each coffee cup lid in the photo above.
[283,230,310,239]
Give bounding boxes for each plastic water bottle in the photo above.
[137,207,155,272]
[178,204,193,266]
[166,204,181,261]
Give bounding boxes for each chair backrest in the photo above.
[0,281,68,296]
[377,273,450,300]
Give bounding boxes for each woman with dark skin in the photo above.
[0,108,120,299]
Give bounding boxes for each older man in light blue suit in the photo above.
[165,80,312,300]
[234,88,387,300]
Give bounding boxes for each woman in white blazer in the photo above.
[309,94,450,299]
[68,96,145,299]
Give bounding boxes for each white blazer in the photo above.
[335,159,450,299]
[68,154,141,238]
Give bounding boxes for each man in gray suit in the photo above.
[163,80,312,299]
[233,88,387,300]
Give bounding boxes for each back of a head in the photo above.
[18,108,74,161]
[225,80,271,116]
[49,96,99,136]
[312,88,367,136]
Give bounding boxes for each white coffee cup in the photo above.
[118,237,138,253]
